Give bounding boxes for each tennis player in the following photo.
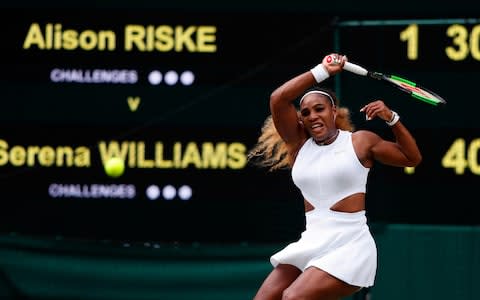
[248,53,422,299]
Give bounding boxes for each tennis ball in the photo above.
[104,157,125,178]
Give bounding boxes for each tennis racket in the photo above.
[342,61,447,106]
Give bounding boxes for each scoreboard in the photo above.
[335,18,480,225]
[1,9,479,243]
[0,8,329,243]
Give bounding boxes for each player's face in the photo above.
[300,95,337,142]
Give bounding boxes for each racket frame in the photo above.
[359,68,447,106]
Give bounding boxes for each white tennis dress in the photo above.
[270,130,377,287]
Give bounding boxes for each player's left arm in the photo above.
[371,122,422,167]
[355,128,421,168]
[357,100,422,167]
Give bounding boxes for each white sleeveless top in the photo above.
[291,130,369,210]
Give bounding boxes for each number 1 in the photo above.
[400,24,418,60]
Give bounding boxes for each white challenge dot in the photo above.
[146,185,160,200]
[180,71,195,85]
[164,71,178,85]
[178,185,192,200]
[162,185,176,200]
[148,71,163,85]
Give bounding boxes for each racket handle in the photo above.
[343,61,368,76]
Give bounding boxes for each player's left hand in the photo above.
[360,100,393,121]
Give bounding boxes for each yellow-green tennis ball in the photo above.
[104,157,125,178]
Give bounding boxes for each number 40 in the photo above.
[442,138,480,174]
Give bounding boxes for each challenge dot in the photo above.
[146,185,160,200]
[162,185,176,200]
[148,71,163,85]
[178,185,192,200]
[180,71,195,85]
[164,71,178,85]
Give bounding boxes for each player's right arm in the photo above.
[269,71,313,149]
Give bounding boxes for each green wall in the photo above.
[0,224,478,300]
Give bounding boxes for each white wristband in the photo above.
[386,111,400,126]
[310,64,330,83]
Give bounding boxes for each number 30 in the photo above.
[445,24,480,61]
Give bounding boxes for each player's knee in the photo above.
[253,286,283,300]
[282,287,305,300]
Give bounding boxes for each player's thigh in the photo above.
[283,266,361,300]
[253,264,301,300]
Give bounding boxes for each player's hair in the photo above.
[248,87,354,171]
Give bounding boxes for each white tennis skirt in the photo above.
[270,209,377,287]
